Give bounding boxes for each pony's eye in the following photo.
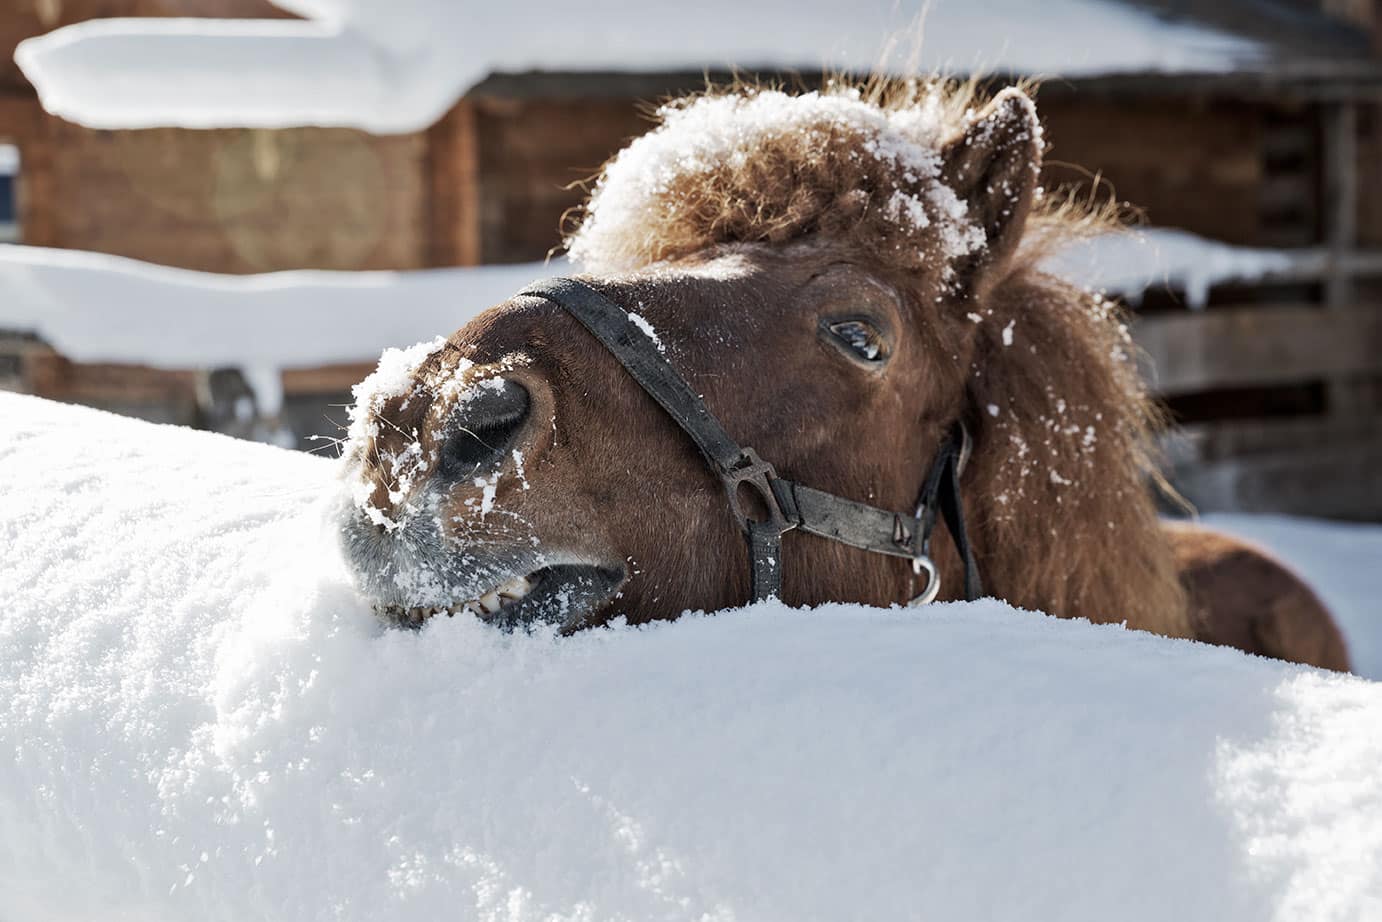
[828,320,886,362]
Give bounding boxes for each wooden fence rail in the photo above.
[1133,302,1382,394]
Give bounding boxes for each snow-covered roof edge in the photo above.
[13,0,1270,134]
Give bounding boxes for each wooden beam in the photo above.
[281,363,374,395]
[23,349,199,406]
[1169,434,1382,520]
[1134,303,1382,394]
[1322,101,1360,306]
[426,98,482,267]
[1162,414,1382,465]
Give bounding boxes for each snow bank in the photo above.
[0,245,559,412]
[14,0,1264,134]
[2,391,1380,921]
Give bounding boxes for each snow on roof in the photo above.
[2,391,1380,920]
[13,0,1266,134]
[0,244,561,412]
[1044,228,1298,308]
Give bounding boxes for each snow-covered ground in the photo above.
[1,391,1379,921]
[16,0,1265,134]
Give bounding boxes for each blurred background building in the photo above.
[1,0,1380,518]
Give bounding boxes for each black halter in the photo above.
[520,278,983,606]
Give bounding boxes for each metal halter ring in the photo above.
[907,555,941,607]
[721,448,797,538]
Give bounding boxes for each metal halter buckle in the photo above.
[907,555,941,607]
[721,448,797,537]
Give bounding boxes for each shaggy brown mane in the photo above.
[563,78,1190,633]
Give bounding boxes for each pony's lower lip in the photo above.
[374,564,624,631]
[475,564,625,632]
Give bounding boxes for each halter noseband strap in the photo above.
[520,277,983,606]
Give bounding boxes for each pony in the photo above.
[334,80,1349,671]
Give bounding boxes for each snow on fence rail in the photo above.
[0,244,560,413]
[3,233,1380,513]
[1,391,1380,921]
[1,230,1373,406]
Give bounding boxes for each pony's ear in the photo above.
[939,88,1043,294]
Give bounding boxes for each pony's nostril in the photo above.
[438,378,531,480]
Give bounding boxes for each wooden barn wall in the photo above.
[1021,97,1266,246]
[1357,102,1382,247]
[0,1,423,276]
[19,122,431,273]
[465,97,654,264]
[459,93,1274,263]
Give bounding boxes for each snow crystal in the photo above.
[2,393,1381,921]
[346,337,446,439]
[341,337,448,530]
[986,403,1000,417]
[472,470,500,519]
[1001,319,1016,346]
[627,310,666,354]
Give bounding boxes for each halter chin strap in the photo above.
[520,277,983,606]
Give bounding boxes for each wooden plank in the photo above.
[1161,414,1382,465]
[1169,434,1382,520]
[281,363,374,395]
[426,97,482,267]
[23,350,199,405]
[1134,303,1382,394]
[1323,101,1360,307]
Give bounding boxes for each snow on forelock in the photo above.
[3,391,1382,920]
[567,88,982,270]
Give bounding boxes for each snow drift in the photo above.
[1,392,1380,921]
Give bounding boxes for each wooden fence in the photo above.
[1132,248,1382,519]
[4,259,1380,520]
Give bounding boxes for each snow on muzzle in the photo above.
[372,563,625,631]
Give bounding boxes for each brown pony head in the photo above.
[335,81,1190,637]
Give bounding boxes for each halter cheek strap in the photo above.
[520,277,983,606]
